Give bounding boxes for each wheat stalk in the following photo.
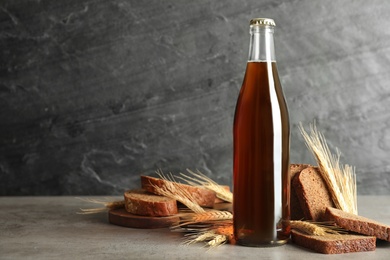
[177,169,233,203]
[76,198,125,214]
[152,170,205,213]
[299,123,358,214]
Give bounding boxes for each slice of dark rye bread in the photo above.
[124,189,178,217]
[291,230,376,254]
[141,175,216,208]
[293,166,335,221]
[324,207,390,242]
[109,208,180,229]
[290,164,310,220]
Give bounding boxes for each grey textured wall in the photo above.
[1,0,390,195]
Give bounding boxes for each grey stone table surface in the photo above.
[1,196,389,260]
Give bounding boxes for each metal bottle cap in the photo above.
[250,18,276,27]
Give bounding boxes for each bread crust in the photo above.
[124,189,178,217]
[292,167,335,221]
[141,175,216,208]
[291,229,376,254]
[324,207,390,242]
[290,164,310,220]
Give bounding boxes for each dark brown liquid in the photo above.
[233,61,290,246]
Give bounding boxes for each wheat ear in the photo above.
[152,170,205,213]
[76,198,125,214]
[290,220,342,236]
[175,210,233,228]
[183,231,228,247]
[299,123,358,214]
[182,221,233,247]
[189,210,233,222]
[177,169,233,203]
[207,235,227,247]
[182,231,218,245]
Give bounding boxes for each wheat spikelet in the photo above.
[207,234,227,247]
[76,198,125,214]
[191,211,232,222]
[182,231,218,245]
[299,123,358,214]
[290,220,342,236]
[174,211,232,229]
[175,210,233,228]
[183,231,228,248]
[153,170,205,213]
[177,169,233,203]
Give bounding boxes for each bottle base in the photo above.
[236,238,289,247]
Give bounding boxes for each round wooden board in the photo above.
[109,208,180,229]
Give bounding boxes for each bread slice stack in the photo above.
[109,187,181,229]
[290,164,390,254]
[109,175,229,229]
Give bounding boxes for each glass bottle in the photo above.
[233,18,290,246]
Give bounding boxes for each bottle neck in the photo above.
[248,25,276,62]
